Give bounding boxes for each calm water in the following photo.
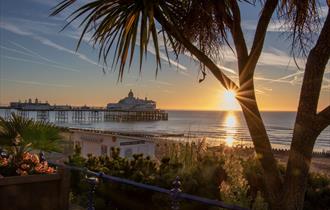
[1,110,329,151]
[62,111,330,152]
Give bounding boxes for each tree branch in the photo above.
[296,9,330,117]
[315,106,330,133]
[228,1,249,72]
[242,0,279,81]
[154,8,239,90]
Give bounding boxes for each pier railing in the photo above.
[50,162,249,210]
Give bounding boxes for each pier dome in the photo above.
[107,90,156,111]
[128,89,134,98]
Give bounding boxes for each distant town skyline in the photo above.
[0,0,329,111]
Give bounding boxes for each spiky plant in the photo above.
[0,113,62,155]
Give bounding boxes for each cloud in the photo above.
[0,21,32,36]
[258,51,305,68]
[254,76,295,84]
[144,45,189,75]
[29,0,57,7]
[34,35,101,66]
[1,78,71,88]
[216,64,237,75]
[270,71,304,83]
[149,80,173,86]
[9,18,59,27]
[0,45,34,58]
[9,41,57,63]
[8,41,81,72]
[1,55,80,73]
[267,20,291,32]
[162,89,173,93]
[222,46,304,69]
[243,19,291,32]
[255,89,268,95]
[0,20,101,67]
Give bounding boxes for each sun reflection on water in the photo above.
[225,114,236,128]
[225,136,234,147]
[223,112,237,147]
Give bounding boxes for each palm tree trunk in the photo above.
[282,127,317,210]
[282,8,330,210]
[238,87,283,209]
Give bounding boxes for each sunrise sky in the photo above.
[0,0,329,111]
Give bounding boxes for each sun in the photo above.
[220,90,240,111]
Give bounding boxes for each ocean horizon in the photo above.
[1,109,329,152]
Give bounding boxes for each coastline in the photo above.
[61,129,330,176]
[154,138,330,175]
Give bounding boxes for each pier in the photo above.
[0,107,168,123]
[0,92,168,123]
[37,110,49,122]
[88,110,103,122]
[55,111,69,123]
[104,110,168,121]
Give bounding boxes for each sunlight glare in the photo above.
[225,114,236,128]
[225,136,234,147]
[221,90,240,111]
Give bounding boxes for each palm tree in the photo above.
[0,113,62,156]
[51,1,330,209]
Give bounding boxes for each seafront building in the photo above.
[71,129,155,158]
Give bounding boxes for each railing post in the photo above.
[86,176,99,210]
[170,176,181,210]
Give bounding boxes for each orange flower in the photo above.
[16,168,28,176]
[22,152,33,161]
[45,167,55,174]
[35,163,45,173]
[31,154,40,164]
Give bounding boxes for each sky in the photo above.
[0,0,329,111]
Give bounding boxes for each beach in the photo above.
[153,137,330,175]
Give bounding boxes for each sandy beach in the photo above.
[275,154,330,176]
[154,138,330,176]
[61,130,330,176]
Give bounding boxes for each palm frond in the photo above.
[51,0,165,81]
[0,113,62,152]
[279,0,322,57]
[0,113,33,146]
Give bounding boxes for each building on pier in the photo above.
[104,90,167,121]
[107,90,156,111]
[10,98,51,110]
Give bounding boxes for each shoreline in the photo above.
[61,129,330,175]
[64,127,330,153]
[154,138,330,176]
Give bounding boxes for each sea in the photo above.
[0,110,329,152]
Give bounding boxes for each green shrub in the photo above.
[67,144,330,210]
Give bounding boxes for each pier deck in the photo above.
[0,107,168,122]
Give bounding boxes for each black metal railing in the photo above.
[50,162,250,210]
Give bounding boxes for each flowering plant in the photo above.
[0,113,61,177]
[0,151,55,177]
